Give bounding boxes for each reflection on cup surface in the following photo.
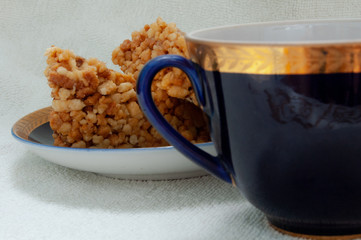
[265,74,361,129]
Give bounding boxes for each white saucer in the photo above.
[11,107,212,180]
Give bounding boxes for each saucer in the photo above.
[11,107,213,180]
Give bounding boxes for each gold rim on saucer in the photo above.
[12,107,52,141]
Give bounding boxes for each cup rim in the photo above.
[186,18,361,46]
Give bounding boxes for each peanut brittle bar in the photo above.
[112,17,197,104]
[45,46,209,148]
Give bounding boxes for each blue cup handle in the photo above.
[137,55,232,183]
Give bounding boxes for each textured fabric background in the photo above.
[1,0,361,239]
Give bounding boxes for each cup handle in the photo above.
[137,55,232,183]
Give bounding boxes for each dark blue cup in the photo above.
[137,20,361,238]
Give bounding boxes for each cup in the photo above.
[137,19,361,238]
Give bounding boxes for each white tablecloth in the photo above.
[2,0,361,239]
